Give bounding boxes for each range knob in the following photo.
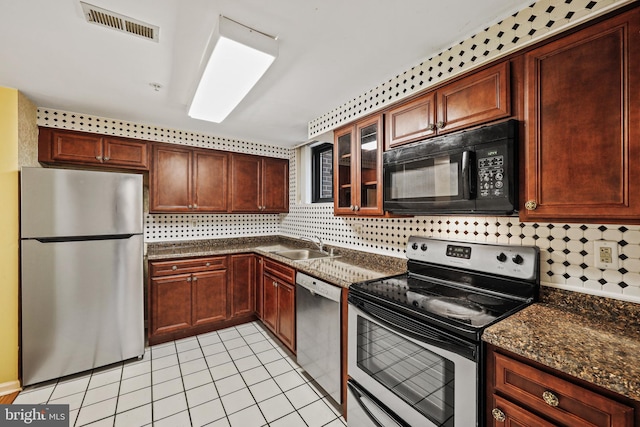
[512,254,524,265]
[496,252,507,262]
[411,243,419,250]
[420,244,428,251]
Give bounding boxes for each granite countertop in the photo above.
[483,288,640,402]
[147,236,406,288]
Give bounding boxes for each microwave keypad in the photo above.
[478,155,505,198]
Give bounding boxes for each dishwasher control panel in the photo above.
[296,272,342,302]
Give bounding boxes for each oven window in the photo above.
[356,316,455,426]
[388,155,460,200]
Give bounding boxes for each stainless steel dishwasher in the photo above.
[296,272,342,404]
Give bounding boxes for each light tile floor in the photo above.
[14,322,346,427]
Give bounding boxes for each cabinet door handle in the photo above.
[103,157,110,161]
[426,123,435,131]
[491,408,506,422]
[273,281,278,287]
[436,120,445,129]
[186,277,192,282]
[542,391,559,407]
[188,205,193,209]
[349,205,355,211]
[95,156,103,161]
[171,265,177,271]
[193,203,198,208]
[192,277,198,282]
[355,205,360,211]
[525,200,537,211]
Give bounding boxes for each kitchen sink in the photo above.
[274,249,334,260]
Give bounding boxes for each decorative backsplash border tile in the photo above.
[36,108,290,159]
[308,0,633,138]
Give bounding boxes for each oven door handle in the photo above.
[461,150,474,199]
[352,299,477,360]
[348,380,410,427]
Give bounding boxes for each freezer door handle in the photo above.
[32,234,137,243]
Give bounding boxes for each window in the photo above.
[312,143,333,203]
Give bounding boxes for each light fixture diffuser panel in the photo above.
[188,16,278,123]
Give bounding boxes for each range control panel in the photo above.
[407,236,539,281]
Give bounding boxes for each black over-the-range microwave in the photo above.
[383,119,518,215]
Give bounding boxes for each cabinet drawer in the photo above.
[263,259,295,284]
[494,352,634,427]
[151,256,227,276]
[490,394,555,427]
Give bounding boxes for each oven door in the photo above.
[383,147,476,213]
[348,303,477,427]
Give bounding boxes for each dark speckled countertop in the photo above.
[483,287,640,401]
[147,235,406,288]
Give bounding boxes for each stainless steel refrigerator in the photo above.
[20,167,144,386]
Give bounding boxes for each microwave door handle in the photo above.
[348,381,409,427]
[461,150,474,199]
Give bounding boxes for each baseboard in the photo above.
[0,380,21,397]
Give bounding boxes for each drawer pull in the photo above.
[205,262,210,267]
[542,391,559,407]
[171,265,177,271]
[491,408,506,422]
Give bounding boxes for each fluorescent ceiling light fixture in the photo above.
[189,16,278,123]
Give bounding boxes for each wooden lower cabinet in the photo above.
[487,345,635,427]
[262,259,296,353]
[255,256,264,320]
[275,280,295,351]
[149,255,256,345]
[192,270,227,326]
[230,254,255,318]
[149,254,295,351]
[490,394,555,427]
[150,273,192,336]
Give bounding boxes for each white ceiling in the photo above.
[0,0,534,147]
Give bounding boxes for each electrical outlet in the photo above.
[593,240,618,269]
[190,218,198,227]
[353,223,363,234]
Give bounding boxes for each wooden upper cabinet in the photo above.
[521,8,640,223]
[384,61,510,149]
[38,127,149,170]
[230,153,289,213]
[102,137,149,169]
[150,143,228,213]
[436,61,510,134]
[334,114,384,216]
[193,150,228,212]
[150,144,192,212]
[230,154,262,212]
[262,157,289,212]
[385,92,436,149]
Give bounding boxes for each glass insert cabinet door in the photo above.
[334,126,354,213]
[333,115,383,215]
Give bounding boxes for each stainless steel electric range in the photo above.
[347,236,539,427]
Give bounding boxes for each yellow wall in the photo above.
[0,87,20,389]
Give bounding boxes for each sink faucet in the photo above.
[300,235,324,253]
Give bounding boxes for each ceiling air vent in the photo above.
[80,2,159,42]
